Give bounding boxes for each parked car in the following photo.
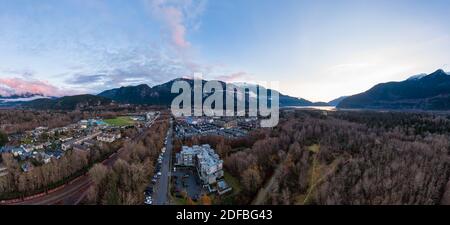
[157,172,162,176]
[145,186,153,195]
[145,196,153,205]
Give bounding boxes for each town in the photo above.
[143,115,260,205]
[174,116,259,139]
[0,112,159,173]
[0,109,261,206]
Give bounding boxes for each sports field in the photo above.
[104,116,135,126]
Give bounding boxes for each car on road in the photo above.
[145,188,153,196]
[157,172,162,176]
[145,196,153,205]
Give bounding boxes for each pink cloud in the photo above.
[148,0,207,47]
[163,6,190,49]
[149,0,192,50]
[0,77,67,97]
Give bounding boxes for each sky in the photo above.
[0,0,450,101]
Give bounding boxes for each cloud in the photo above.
[64,44,195,93]
[0,77,69,97]
[1,69,36,78]
[215,72,251,82]
[68,74,107,84]
[147,0,206,51]
[2,0,252,96]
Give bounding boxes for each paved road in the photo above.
[153,119,173,205]
[3,115,159,205]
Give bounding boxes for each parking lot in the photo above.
[171,167,204,201]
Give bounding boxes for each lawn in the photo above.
[224,171,242,194]
[218,172,242,204]
[104,116,135,126]
[307,144,320,153]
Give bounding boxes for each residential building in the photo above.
[97,133,121,143]
[84,139,97,147]
[61,131,101,151]
[61,140,75,151]
[196,145,224,185]
[176,144,224,185]
[177,145,200,166]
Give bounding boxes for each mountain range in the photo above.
[337,69,450,110]
[97,78,328,107]
[0,78,325,110]
[3,69,450,111]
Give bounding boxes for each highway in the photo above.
[153,118,173,205]
[2,114,159,205]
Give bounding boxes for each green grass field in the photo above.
[217,172,242,205]
[104,116,135,126]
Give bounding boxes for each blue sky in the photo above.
[0,0,449,101]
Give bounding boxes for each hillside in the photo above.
[23,94,112,110]
[338,69,450,110]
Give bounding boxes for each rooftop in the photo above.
[180,144,222,168]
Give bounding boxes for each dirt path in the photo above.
[252,145,340,205]
[252,158,287,205]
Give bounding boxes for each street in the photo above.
[152,118,173,205]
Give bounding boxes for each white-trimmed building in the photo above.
[97,133,121,143]
[176,144,224,185]
[61,132,101,151]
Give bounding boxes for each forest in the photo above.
[184,110,450,205]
